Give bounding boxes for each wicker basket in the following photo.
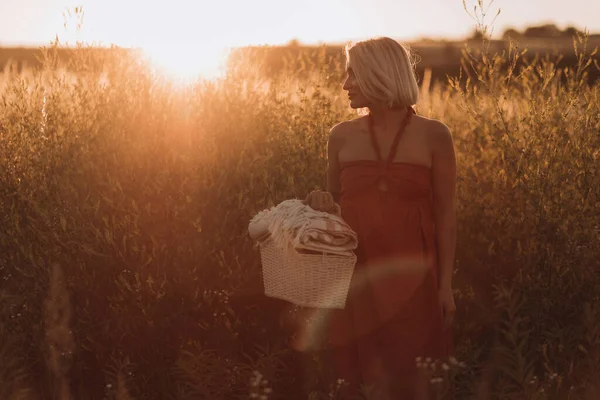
[258,235,357,309]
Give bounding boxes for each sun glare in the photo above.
[141,43,230,83]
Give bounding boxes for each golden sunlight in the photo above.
[141,42,230,82]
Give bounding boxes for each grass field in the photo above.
[1,31,600,399]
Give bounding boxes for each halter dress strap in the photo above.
[367,106,416,171]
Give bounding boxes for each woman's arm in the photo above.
[431,122,457,290]
[326,125,344,203]
[303,125,345,213]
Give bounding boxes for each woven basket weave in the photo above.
[259,236,357,309]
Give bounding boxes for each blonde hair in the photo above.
[345,37,420,108]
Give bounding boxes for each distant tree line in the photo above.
[501,24,585,40]
[467,24,588,41]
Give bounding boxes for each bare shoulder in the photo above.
[413,115,454,150]
[329,116,366,145]
[330,116,365,137]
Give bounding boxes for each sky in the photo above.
[1,0,599,49]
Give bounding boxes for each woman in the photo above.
[302,37,457,398]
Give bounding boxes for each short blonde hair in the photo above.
[345,37,420,108]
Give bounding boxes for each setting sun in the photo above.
[141,42,230,82]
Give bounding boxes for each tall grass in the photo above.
[1,24,599,400]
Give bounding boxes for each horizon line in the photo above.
[3,34,598,50]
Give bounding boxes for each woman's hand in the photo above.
[438,285,456,328]
[302,190,338,214]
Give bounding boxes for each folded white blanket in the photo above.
[248,199,358,257]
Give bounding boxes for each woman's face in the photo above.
[342,68,369,109]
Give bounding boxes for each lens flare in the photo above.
[283,255,430,352]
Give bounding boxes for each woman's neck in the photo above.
[368,104,410,131]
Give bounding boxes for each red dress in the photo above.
[321,108,453,398]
